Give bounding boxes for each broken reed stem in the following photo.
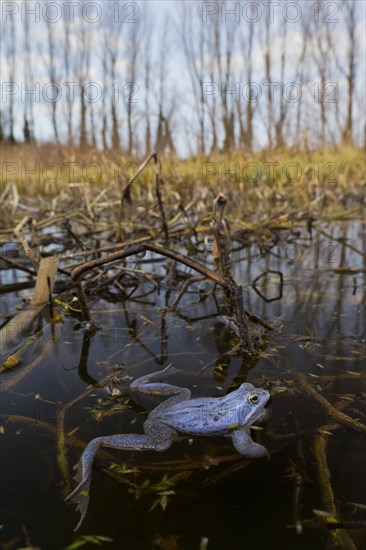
[211,195,253,352]
[116,153,156,242]
[14,216,39,269]
[297,372,366,432]
[211,195,232,279]
[154,154,170,245]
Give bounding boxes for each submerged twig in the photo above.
[297,372,366,432]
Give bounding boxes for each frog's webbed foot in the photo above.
[66,426,176,530]
[65,469,91,531]
[65,440,99,530]
[231,428,269,459]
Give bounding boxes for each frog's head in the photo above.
[236,383,270,427]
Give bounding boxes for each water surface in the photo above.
[1,220,365,549]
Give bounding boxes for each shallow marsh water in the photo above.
[1,220,365,550]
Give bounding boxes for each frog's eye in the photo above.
[248,393,259,405]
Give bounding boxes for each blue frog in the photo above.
[66,365,270,529]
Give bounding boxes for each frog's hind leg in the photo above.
[66,421,176,530]
[130,365,191,408]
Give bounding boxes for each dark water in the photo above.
[1,221,365,550]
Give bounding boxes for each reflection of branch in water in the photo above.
[4,413,129,492]
[313,432,357,550]
[120,302,168,367]
[252,270,284,303]
[77,332,99,387]
[292,416,306,535]
[71,241,254,352]
[1,336,53,391]
[315,227,366,259]
[56,371,122,493]
[170,275,206,310]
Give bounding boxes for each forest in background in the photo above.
[1,0,365,158]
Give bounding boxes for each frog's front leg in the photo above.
[66,419,176,530]
[231,427,269,459]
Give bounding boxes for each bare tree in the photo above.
[295,16,311,148]
[310,2,336,149]
[155,16,173,155]
[143,12,153,155]
[63,17,73,145]
[76,16,91,149]
[237,21,255,151]
[213,15,238,152]
[23,15,34,142]
[45,20,60,143]
[274,18,288,149]
[125,22,141,155]
[180,2,207,154]
[262,15,274,148]
[341,0,356,143]
[103,11,124,151]
[3,17,16,143]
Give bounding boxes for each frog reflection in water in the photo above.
[66,365,270,529]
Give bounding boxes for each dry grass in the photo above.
[1,143,365,232]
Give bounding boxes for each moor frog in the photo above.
[66,365,270,529]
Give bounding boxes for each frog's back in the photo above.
[152,383,269,436]
[154,397,240,435]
